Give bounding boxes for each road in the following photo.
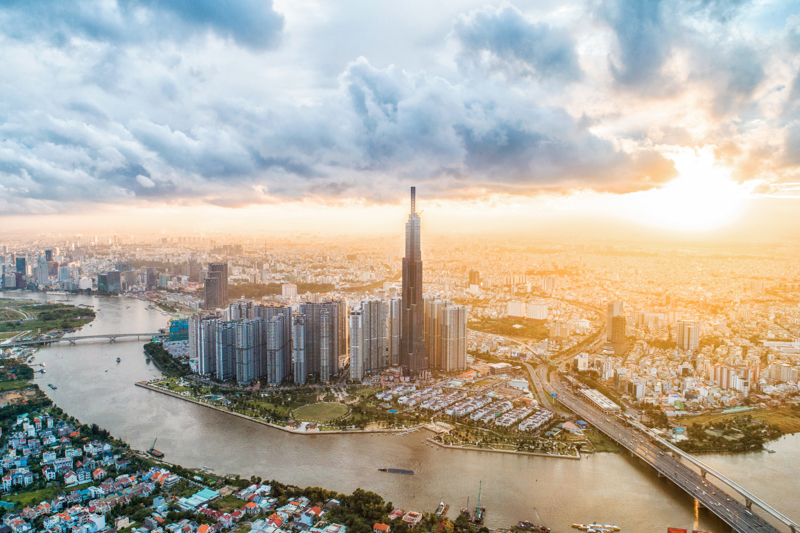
[538,374,784,533]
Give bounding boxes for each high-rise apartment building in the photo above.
[255,304,293,385]
[299,301,339,383]
[204,276,221,309]
[424,298,466,373]
[204,262,229,309]
[235,319,262,385]
[611,315,626,343]
[526,302,548,320]
[215,321,237,381]
[468,270,481,287]
[146,267,157,291]
[292,314,307,385]
[506,301,525,318]
[440,304,467,372]
[387,297,402,366]
[228,300,254,320]
[349,299,387,381]
[37,256,49,285]
[400,187,426,377]
[676,320,700,351]
[606,300,624,341]
[282,283,298,299]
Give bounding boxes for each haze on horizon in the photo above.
[1,0,799,240]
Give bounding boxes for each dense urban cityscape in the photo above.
[1,185,800,533]
[3,0,800,531]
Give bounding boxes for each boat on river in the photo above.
[435,498,449,518]
[378,467,414,475]
[519,508,550,532]
[473,481,486,525]
[147,438,165,458]
[571,524,620,532]
[48,384,57,390]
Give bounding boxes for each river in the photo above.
[4,291,799,531]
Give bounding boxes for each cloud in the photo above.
[0,0,284,49]
[0,0,797,215]
[452,5,583,82]
[136,174,155,188]
[599,0,671,89]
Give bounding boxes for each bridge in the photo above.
[539,374,799,533]
[2,333,163,348]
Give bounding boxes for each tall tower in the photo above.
[606,300,623,341]
[400,187,427,377]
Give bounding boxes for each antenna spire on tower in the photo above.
[411,186,416,214]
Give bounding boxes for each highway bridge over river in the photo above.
[532,369,799,533]
[2,332,163,348]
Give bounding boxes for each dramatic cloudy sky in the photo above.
[1,0,799,237]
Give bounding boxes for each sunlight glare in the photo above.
[620,147,753,232]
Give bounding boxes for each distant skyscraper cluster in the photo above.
[185,187,467,386]
[190,303,292,385]
[190,298,348,385]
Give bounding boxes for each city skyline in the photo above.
[3,1,800,532]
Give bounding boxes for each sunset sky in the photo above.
[1,0,799,239]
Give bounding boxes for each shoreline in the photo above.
[137,382,581,460]
[426,436,581,460]
[135,381,417,436]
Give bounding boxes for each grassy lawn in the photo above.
[468,317,549,340]
[293,402,349,422]
[210,494,248,513]
[6,482,92,508]
[677,407,800,434]
[0,380,31,391]
[0,331,21,340]
[248,400,294,419]
[584,429,622,453]
[165,382,190,393]
[6,486,60,508]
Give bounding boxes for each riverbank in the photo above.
[426,436,581,460]
[136,381,417,436]
[140,381,586,460]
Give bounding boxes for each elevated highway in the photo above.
[536,372,798,533]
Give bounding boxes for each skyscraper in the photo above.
[146,267,157,291]
[425,298,467,373]
[215,321,237,381]
[205,262,229,308]
[349,299,387,381]
[255,303,293,385]
[611,315,626,343]
[400,187,426,377]
[677,320,700,351]
[299,301,339,383]
[606,300,624,341]
[292,314,307,385]
[204,276,221,309]
[387,297,402,366]
[235,319,262,385]
[440,304,467,372]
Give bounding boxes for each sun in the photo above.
[619,147,754,232]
